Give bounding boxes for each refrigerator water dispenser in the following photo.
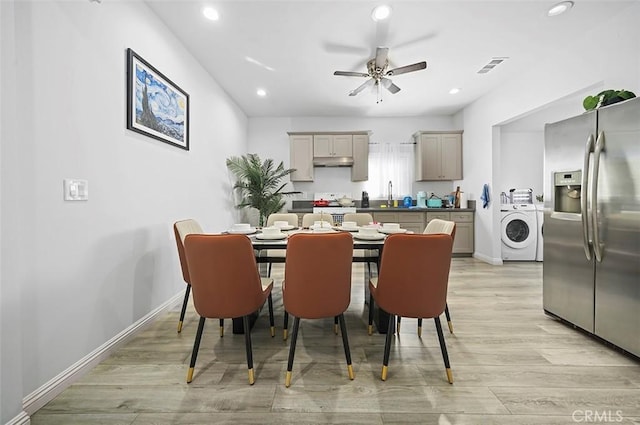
[554,171,582,214]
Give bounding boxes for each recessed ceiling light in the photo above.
[256,89,267,97]
[371,5,392,22]
[449,88,461,95]
[203,7,219,21]
[547,1,573,17]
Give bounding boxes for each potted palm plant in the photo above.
[226,153,300,227]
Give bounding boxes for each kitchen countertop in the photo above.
[288,207,475,213]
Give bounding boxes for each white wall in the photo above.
[0,1,248,422]
[461,1,640,264]
[248,115,458,202]
[499,131,544,199]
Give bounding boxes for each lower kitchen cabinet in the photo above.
[427,211,474,254]
[372,211,425,234]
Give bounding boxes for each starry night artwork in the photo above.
[127,49,189,150]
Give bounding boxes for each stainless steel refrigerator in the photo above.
[543,96,639,358]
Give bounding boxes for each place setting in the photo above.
[334,221,360,232]
[255,226,288,240]
[309,220,335,233]
[352,225,386,241]
[227,223,257,235]
[273,220,297,231]
[377,222,408,234]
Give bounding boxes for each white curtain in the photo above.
[365,143,415,199]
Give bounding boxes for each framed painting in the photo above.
[126,48,189,150]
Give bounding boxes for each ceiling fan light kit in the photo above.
[333,46,427,103]
[371,5,392,21]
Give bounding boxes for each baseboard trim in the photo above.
[22,292,183,416]
[473,252,503,265]
[5,410,30,425]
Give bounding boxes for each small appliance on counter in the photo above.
[403,196,412,207]
[361,191,369,208]
[416,191,427,208]
[427,194,443,208]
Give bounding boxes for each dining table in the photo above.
[229,227,402,334]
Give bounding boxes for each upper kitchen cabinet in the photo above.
[313,134,353,157]
[289,134,314,181]
[351,134,369,181]
[288,131,371,182]
[413,131,463,181]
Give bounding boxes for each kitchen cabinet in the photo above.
[426,211,474,254]
[414,131,463,181]
[373,211,425,234]
[288,131,371,182]
[289,134,314,181]
[313,134,353,157]
[351,134,369,181]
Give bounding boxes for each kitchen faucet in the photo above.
[387,180,393,206]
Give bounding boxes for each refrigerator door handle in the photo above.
[581,133,595,260]
[591,130,605,262]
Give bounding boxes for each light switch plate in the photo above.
[64,179,89,201]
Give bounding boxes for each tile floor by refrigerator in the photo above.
[31,259,640,424]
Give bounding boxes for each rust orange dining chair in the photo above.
[369,233,454,383]
[282,232,354,387]
[183,234,275,385]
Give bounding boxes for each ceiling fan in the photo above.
[333,47,427,103]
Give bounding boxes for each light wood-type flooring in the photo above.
[32,259,640,424]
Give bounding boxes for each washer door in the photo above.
[501,212,535,249]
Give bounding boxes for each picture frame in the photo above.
[126,48,189,150]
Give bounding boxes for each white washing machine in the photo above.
[501,204,537,261]
[535,203,544,261]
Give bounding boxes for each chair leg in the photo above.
[417,318,423,338]
[396,316,401,334]
[177,284,191,333]
[243,315,255,385]
[444,303,454,334]
[268,262,272,277]
[186,317,206,383]
[268,294,275,337]
[368,293,374,336]
[381,315,395,381]
[334,316,339,334]
[434,317,453,384]
[338,314,354,380]
[285,317,301,387]
[219,318,224,337]
[283,310,289,341]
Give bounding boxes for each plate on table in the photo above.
[275,225,297,231]
[228,228,257,235]
[334,226,360,232]
[255,233,288,240]
[353,233,386,241]
[378,228,408,235]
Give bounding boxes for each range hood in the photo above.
[313,156,354,167]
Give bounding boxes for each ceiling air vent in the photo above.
[477,57,509,74]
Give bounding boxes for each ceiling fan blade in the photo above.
[381,77,401,94]
[386,61,427,76]
[374,47,389,70]
[334,71,370,78]
[349,78,375,96]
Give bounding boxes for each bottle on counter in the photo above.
[454,186,461,208]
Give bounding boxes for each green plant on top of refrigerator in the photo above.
[583,89,635,111]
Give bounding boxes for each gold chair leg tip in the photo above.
[248,368,255,385]
[220,326,224,337]
[448,322,454,334]
[177,321,183,333]
[381,366,388,381]
[347,364,355,380]
[334,324,339,334]
[285,371,292,387]
[186,367,194,383]
[270,326,275,337]
[446,368,453,384]
[283,330,288,341]
[368,325,373,336]
[397,324,401,333]
[417,326,422,338]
